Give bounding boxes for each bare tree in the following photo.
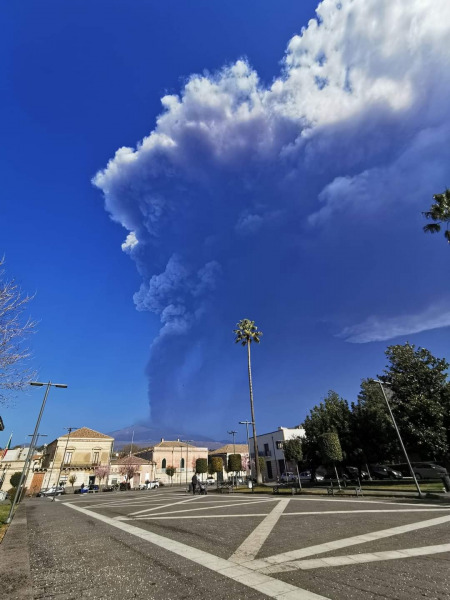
[0,259,36,404]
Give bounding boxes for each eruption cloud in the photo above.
[93,0,450,435]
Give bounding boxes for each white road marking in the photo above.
[264,543,450,572]
[128,498,276,519]
[64,501,329,600]
[283,508,449,516]
[245,513,450,572]
[127,495,203,516]
[230,499,290,563]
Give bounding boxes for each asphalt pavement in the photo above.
[2,487,450,599]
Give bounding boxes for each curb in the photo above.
[0,503,33,599]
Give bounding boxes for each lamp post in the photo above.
[182,440,193,489]
[52,426,77,502]
[227,430,237,486]
[239,420,254,479]
[373,379,423,498]
[6,381,68,524]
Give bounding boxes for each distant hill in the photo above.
[108,423,237,451]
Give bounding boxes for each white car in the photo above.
[139,481,159,490]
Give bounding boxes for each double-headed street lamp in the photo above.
[6,380,68,524]
[373,379,423,498]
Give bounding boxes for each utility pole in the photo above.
[52,427,77,502]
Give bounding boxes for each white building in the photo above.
[249,426,305,481]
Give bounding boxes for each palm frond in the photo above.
[423,223,441,234]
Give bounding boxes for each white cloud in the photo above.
[340,303,450,343]
[93,0,450,238]
[121,231,138,253]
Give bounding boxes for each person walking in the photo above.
[191,473,198,495]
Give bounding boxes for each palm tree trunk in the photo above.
[248,342,262,484]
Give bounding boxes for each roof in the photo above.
[136,440,201,454]
[113,455,155,465]
[59,427,114,440]
[209,444,248,455]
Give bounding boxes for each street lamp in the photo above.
[6,381,68,523]
[182,440,193,489]
[239,420,254,479]
[52,426,78,502]
[228,430,237,486]
[373,379,424,498]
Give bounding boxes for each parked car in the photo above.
[205,477,215,485]
[391,462,448,480]
[38,486,66,497]
[299,470,324,482]
[280,472,298,483]
[370,464,403,479]
[343,466,370,481]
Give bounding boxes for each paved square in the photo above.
[54,489,450,599]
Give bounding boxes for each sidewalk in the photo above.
[0,503,33,599]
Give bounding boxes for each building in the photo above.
[109,455,156,488]
[208,444,249,481]
[0,446,45,493]
[135,439,209,485]
[41,427,114,490]
[248,426,305,481]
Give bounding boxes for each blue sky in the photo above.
[1,0,450,448]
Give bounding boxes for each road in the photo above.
[25,487,450,599]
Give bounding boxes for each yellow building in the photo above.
[41,427,114,490]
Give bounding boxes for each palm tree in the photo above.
[234,319,263,484]
[423,189,450,243]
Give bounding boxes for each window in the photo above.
[180,458,185,469]
[64,451,73,465]
[92,451,100,465]
[162,458,166,469]
[264,443,270,457]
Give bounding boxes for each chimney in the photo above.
[161,438,164,442]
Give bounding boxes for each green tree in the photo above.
[209,456,223,487]
[319,432,343,485]
[258,456,266,481]
[423,189,450,243]
[227,454,242,473]
[379,343,449,460]
[117,444,144,458]
[195,458,208,480]
[283,437,303,465]
[302,390,352,467]
[351,379,396,466]
[165,465,176,485]
[234,318,263,483]
[10,471,21,488]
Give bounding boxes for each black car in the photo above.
[343,466,369,481]
[370,464,403,479]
